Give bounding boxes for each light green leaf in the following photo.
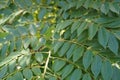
[73,47,84,62]
[52,59,66,72]
[77,21,87,36]
[6,76,14,80]
[32,67,41,76]
[23,68,33,80]
[84,0,92,9]
[35,53,43,63]
[61,64,74,79]
[108,34,118,55]
[82,74,91,80]
[70,69,82,80]
[101,61,113,80]
[58,42,71,57]
[49,77,57,80]
[83,50,93,70]
[88,23,98,40]
[91,55,102,78]
[13,72,23,80]
[98,28,109,48]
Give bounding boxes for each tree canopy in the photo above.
[0,0,120,80]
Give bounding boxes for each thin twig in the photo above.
[43,51,51,78]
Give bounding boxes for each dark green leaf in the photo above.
[0,44,8,57]
[8,60,16,73]
[54,41,64,53]
[23,37,31,49]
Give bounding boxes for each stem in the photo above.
[43,51,51,78]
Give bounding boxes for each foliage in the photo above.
[0,0,120,80]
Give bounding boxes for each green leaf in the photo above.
[9,41,15,53]
[88,23,98,40]
[17,26,28,36]
[32,67,41,76]
[35,52,43,63]
[98,28,109,48]
[114,31,120,40]
[106,20,120,28]
[49,77,57,80]
[13,72,24,80]
[109,3,119,14]
[38,8,47,19]
[23,68,33,80]
[0,65,7,78]
[73,47,84,62]
[83,0,92,9]
[58,42,71,57]
[16,39,22,50]
[0,44,8,57]
[70,69,82,80]
[108,34,118,55]
[101,61,113,80]
[83,50,93,70]
[61,64,74,79]
[71,21,81,33]
[77,21,87,36]
[82,74,91,80]
[100,2,109,14]
[52,59,66,72]
[56,20,73,31]
[54,41,64,53]
[112,66,120,80]
[91,55,102,78]
[23,37,31,49]
[29,24,37,35]
[6,76,14,80]
[66,44,76,59]
[8,60,16,73]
